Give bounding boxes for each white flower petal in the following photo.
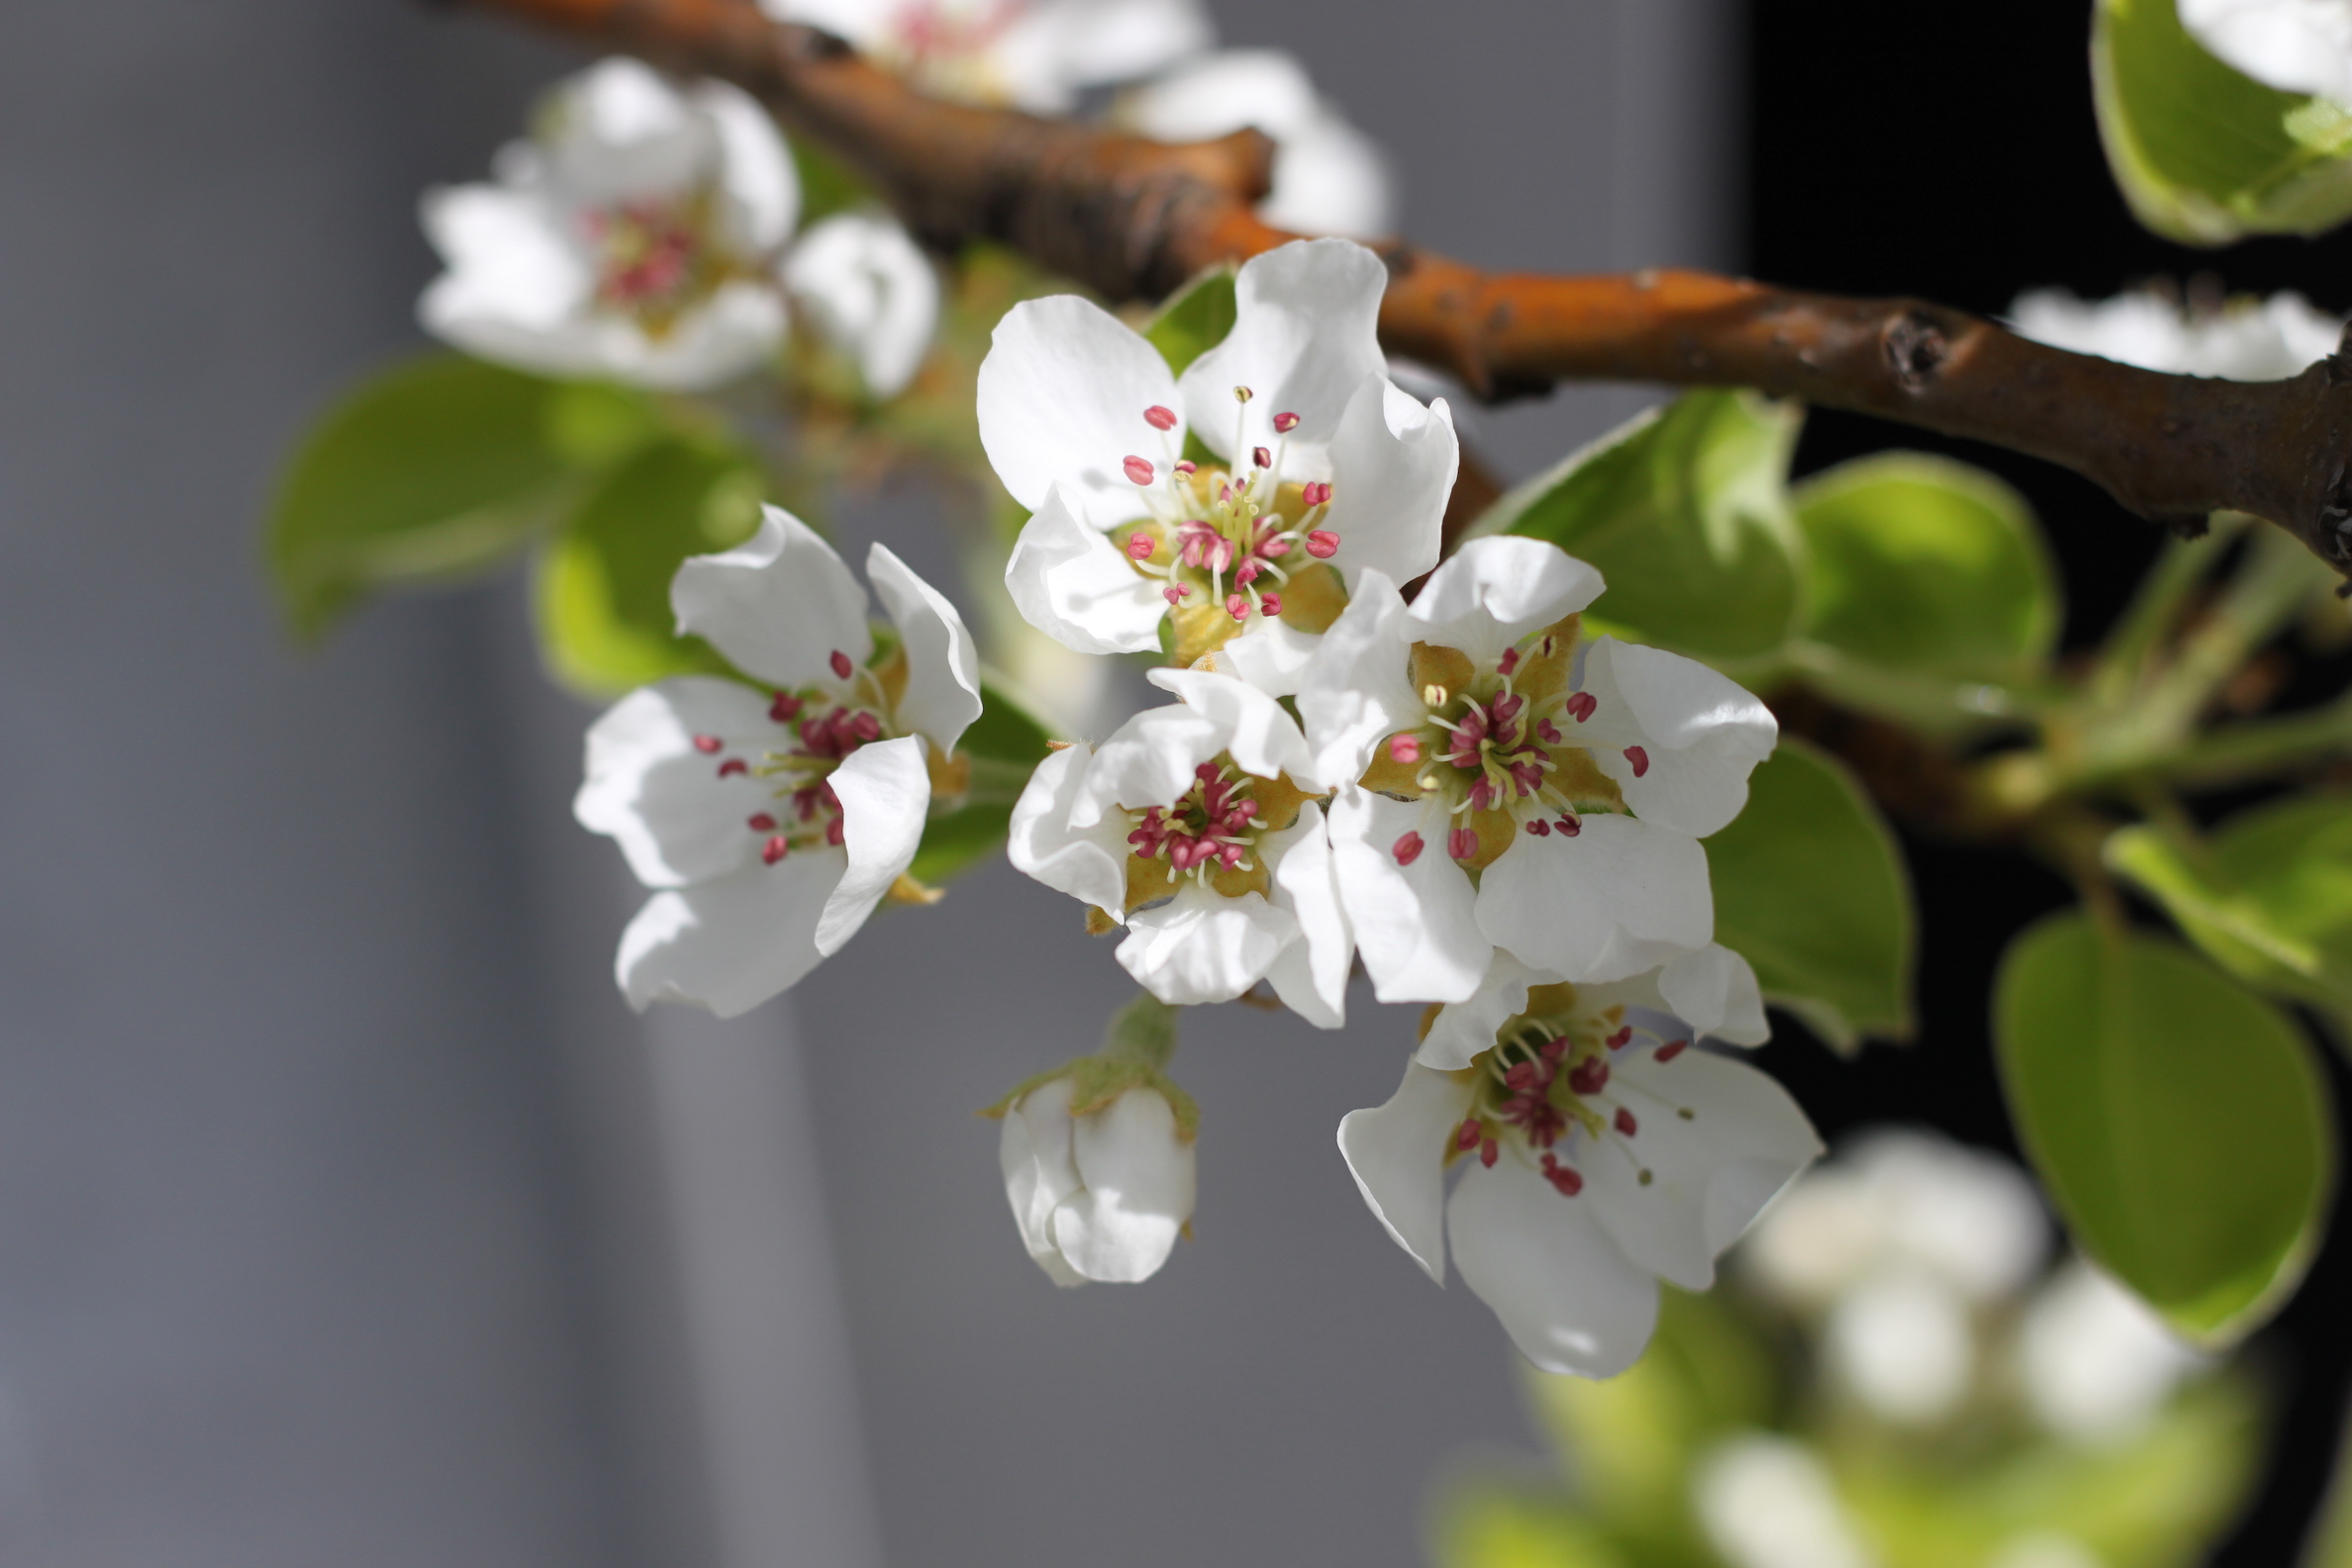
[1294,567,1420,785]
[616,848,843,1017]
[417,185,600,372]
[1448,1156,1661,1377]
[978,295,1181,529]
[540,57,713,207]
[814,735,931,955]
[1007,743,1132,917]
[1321,376,1456,592]
[1577,638,1778,837]
[782,211,940,398]
[670,505,873,689]
[1584,1046,1821,1291]
[865,542,983,754]
[1075,702,1225,828]
[760,0,889,50]
[1117,49,1321,141]
[575,676,779,888]
[1262,800,1349,1028]
[1419,951,1553,1070]
[1408,536,1607,664]
[1658,943,1771,1046]
[1326,785,1490,1003]
[1055,1086,1196,1282]
[1115,884,1299,1005]
[1336,1061,1465,1284]
[1004,483,1169,655]
[1145,666,1317,785]
[1261,107,1394,240]
[2179,0,2352,103]
[696,78,800,252]
[1002,1078,1089,1287]
[1209,617,1323,699]
[1178,239,1389,463]
[601,280,786,391]
[1477,814,1713,982]
[989,0,1216,110]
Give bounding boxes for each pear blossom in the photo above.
[1113,49,1393,240]
[2010,284,2343,380]
[1000,1076,1196,1286]
[2018,1259,2207,1444]
[1299,536,1777,1003]
[2177,0,2352,104]
[1338,966,1820,1376]
[982,239,1458,682]
[576,506,981,1017]
[760,0,1213,112]
[1007,667,1350,1022]
[420,57,938,395]
[1695,1435,1876,1568]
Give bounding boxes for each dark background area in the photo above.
[1747,5,2352,1562]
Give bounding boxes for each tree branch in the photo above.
[455,0,2352,576]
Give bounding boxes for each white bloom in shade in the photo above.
[781,210,941,398]
[2019,1259,2207,1444]
[2010,285,2343,381]
[1695,1434,1877,1568]
[1000,1076,1196,1286]
[2179,0,2352,103]
[1338,971,1819,1376]
[763,0,1213,112]
[1114,49,1393,239]
[420,57,938,396]
[575,506,981,1017]
[983,239,1458,676]
[1300,538,1776,1003]
[1008,668,1351,1021]
[1823,1269,1976,1425]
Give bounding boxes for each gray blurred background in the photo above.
[0,2,1735,1562]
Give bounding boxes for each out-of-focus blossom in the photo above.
[2009,285,2343,381]
[761,0,1213,112]
[2018,1259,2208,1444]
[1695,1434,1878,1568]
[2178,0,2352,104]
[1823,1269,1976,1425]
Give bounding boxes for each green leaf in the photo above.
[533,435,765,698]
[790,137,873,227]
[1427,1489,1630,1568]
[1995,913,2334,1343]
[1482,391,1805,664]
[267,354,655,641]
[2094,0,2352,245]
[1143,265,1237,377]
[1706,738,1914,1050]
[1791,453,2060,724]
[908,680,1056,887]
[2303,1394,2352,1568]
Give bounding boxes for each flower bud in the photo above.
[998,1077,1196,1287]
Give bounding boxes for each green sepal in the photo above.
[980,993,1199,1143]
[1143,264,1237,377]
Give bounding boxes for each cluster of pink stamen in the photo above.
[1127,761,1264,877]
[689,648,891,867]
[890,0,1024,62]
[1452,1020,1692,1200]
[1118,395,1341,626]
[585,200,706,315]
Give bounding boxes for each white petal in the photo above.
[814,735,931,955]
[1658,944,1771,1046]
[865,542,982,754]
[760,0,889,49]
[2179,0,2352,102]
[1015,0,1218,102]
[1007,742,1132,916]
[1326,785,1490,1003]
[2019,1260,2206,1442]
[1448,1156,1660,1377]
[1322,377,1456,593]
[695,79,800,252]
[1178,239,1389,464]
[1261,800,1349,1028]
[1260,108,1394,241]
[1476,814,1713,983]
[670,505,872,689]
[978,295,1182,529]
[1116,884,1299,1005]
[539,58,712,207]
[1294,567,1420,786]
[1075,701,1225,828]
[1002,1078,1089,1287]
[608,280,787,392]
[782,211,940,398]
[1584,1046,1821,1291]
[1004,484,1168,655]
[1117,49,1320,141]
[1209,617,1323,699]
[1056,1086,1197,1283]
[1408,536,1607,665]
[575,677,779,888]
[1336,1061,1465,1283]
[417,184,598,367]
[615,848,843,1017]
[1418,951,1553,1070]
[1145,666,1317,785]
[1577,638,1778,838]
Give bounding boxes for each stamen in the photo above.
[1624,745,1650,778]
[1143,405,1177,431]
[829,650,854,680]
[1565,692,1597,723]
[1421,684,1449,708]
[1123,455,1155,486]
[761,834,790,865]
[1272,411,1300,433]
[1388,735,1421,764]
[1258,592,1282,617]
[718,758,748,778]
[1456,1118,1482,1150]
[693,735,723,754]
[747,813,777,832]
[1392,832,1424,866]
[1162,585,1189,605]
[1567,1056,1610,1095]
[1252,445,1272,469]
[1301,481,1332,508]
[1607,1026,1633,1049]
[1556,814,1581,836]
[1225,593,1250,622]
[769,692,803,723]
[1654,1039,1689,1062]
[1305,530,1340,559]
[1447,826,1479,861]
[1526,819,1550,836]
[1231,385,1254,403]
[1174,459,1197,475]
[1540,1153,1584,1197]
[1498,647,1520,676]
[1479,1137,1499,1168]
[1126,534,1156,562]
[1615,1108,1638,1136]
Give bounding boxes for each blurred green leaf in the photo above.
[267,355,656,641]
[2094,0,2352,245]
[1995,914,2333,1344]
[1429,1487,1633,1568]
[2107,795,2352,1016]
[2304,1392,2352,1568]
[791,137,873,226]
[1706,738,1914,1050]
[907,680,1055,886]
[1143,265,1237,377]
[534,435,765,698]
[1483,391,1805,663]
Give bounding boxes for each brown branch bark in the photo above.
[456,0,2352,576]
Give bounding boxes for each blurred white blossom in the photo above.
[1823,1269,1976,1425]
[1696,1434,1878,1568]
[2018,1259,2208,1445]
[2178,0,2352,104]
[2009,285,2343,381]
[762,0,1213,111]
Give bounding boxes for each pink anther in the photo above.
[1174,459,1197,475]
[1624,744,1650,778]
[1457,1118,1483,1150]
[1304,529,1339,559]
[761,834,790,865]
[1391,831,1424,866]
[1565,691,1598,723]
[1225,593,1250,622]
[1252,445,1271,469]
[748,813,777,832]
[1654,1039,1689,1062]
[1272,411,1300,434]
[693,735,723,754]
[1540,1153,1584,1197]
[1497,647,1520,676]
[1388,735,1421,764]
[1527,819,1550,836]
[1163,585,1189,605]
[769,692,804,723]
[1123,455,1155,485]
[1143,405,1177,431]
[718,758,748,778]
[1126,534,1156,561]
[1301,481,1332,508]
[830,649,854,680]
[1567,1056,1611,1096]
[1615,1109,1638,1136]
[1258,592,1283,617]
[1479,1137,1499,1169]
[1447,826,1479,861]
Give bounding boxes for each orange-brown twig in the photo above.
[455,0,2352,575]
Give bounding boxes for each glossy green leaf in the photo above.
[1706,738,1914,1050]
[533,435,765,698]
[1143,265,1236,377]
[1483,391,1805,663]
[1995,914,2333,1343]
[907,681,1056,887]
[267,355,655,641]
[2094,0,2352,245]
